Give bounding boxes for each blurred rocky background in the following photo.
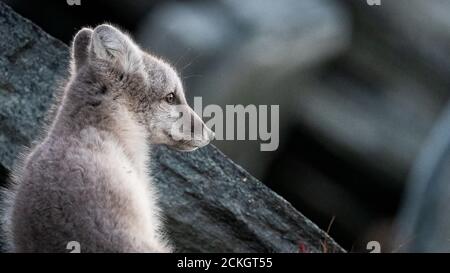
[2,0,450,252]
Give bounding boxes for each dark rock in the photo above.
[0,2,343,253]
[0,1,70,169]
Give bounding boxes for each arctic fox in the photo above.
[0,24,214,252]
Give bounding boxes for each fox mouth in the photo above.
[167,141,200,152]
[166,132,201,152]
[171,145,199,152]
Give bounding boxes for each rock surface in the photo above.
[0,2,343,253]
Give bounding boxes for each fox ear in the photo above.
[90,24,143,74]
[71,28,93,73]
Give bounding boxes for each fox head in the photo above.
[70,24,214,151]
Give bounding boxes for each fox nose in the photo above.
[203,124,215,141]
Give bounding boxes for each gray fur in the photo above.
[1,24,214,253]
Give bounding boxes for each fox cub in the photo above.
[1,24,214,252]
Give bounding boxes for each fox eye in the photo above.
[165,92,176,104]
